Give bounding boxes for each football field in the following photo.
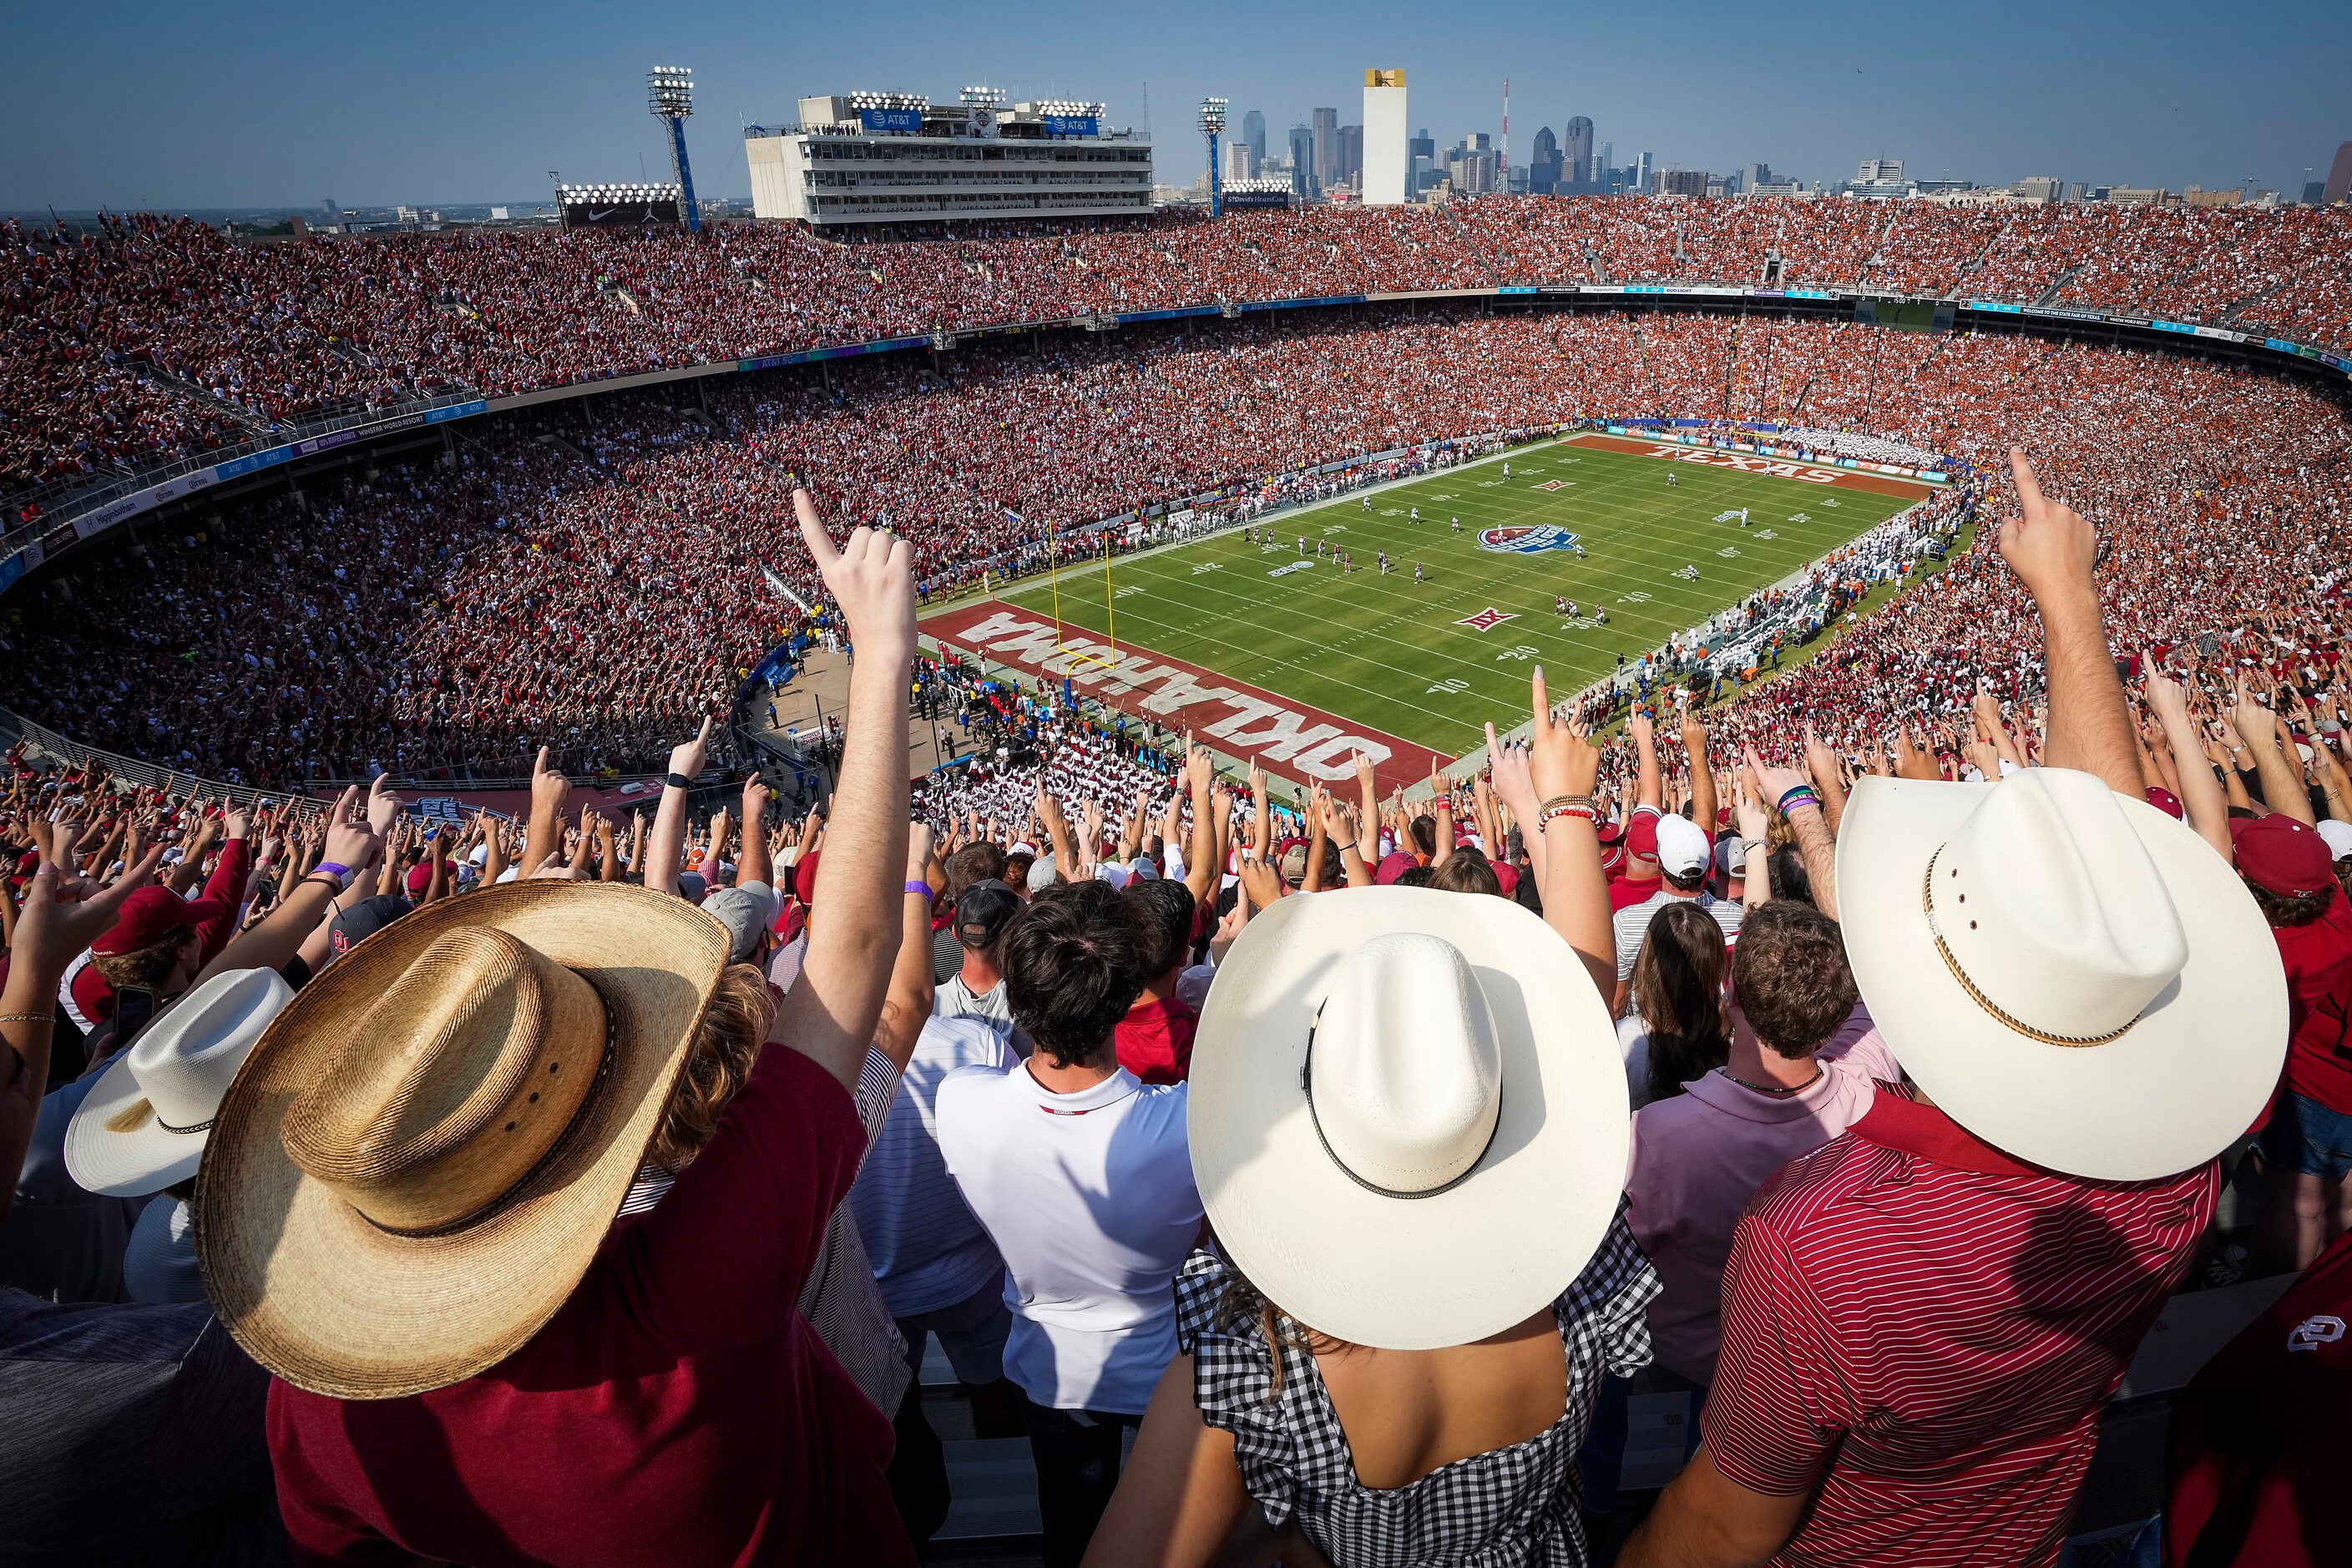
[923,434,1930,790]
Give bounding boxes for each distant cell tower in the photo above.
[1199,97,1229,217]
[1500,78,1510,195]
[648,65,701,233]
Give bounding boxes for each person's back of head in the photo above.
[943,841,1008,903]
[1125,877,1196,985]
[1728,900,1858,1059]
[1428,847,1503,898]
[1000,880,1146,1069]
[1632,900,1732,1100]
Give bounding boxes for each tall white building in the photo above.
[1361,69,1408,206]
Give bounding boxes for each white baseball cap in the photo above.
[1654,813,1711,878]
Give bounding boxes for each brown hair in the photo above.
[2248,877,2336,929]
[1631,901,1732,1101]
[1215,1265,1352,1398]
[91,928,198,993]
[1728,901,1858,1059]
[647,964,773,1172]
[1428,847,1503,897]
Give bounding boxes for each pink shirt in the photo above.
[1623,1008,1896,1384]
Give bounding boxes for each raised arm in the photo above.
[1997,448,2139,797]
[2234,678,2314,827]
[737,776,774,890]
[644,718,711,898]
[1526,669,1615,1001]
[2144,660,2232,859]
[1682,709,1717,847]
[1749,749,1838,924]
[770,491,917,1094]
[873,823,941,1078]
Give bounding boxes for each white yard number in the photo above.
[1818,496,1841,508]
[1114,585,1146,599]
[1561,616,1602,630]
[1786,513,1811,524]
[1620,589,1654,604]
[1478,479,1504,488]
[1717,545,1741,558]
[1494,645,1540,663]
[1322,524,1348,535]
[1427,677,1470,695]
[1430,493,1457,500]
[1378,507,1404,517]
[1756,529,1778,540]
[1193,563,1222,575]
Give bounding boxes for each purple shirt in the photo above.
[1622,1008,1896,1383]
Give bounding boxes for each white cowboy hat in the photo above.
[1835,768,2287,1181]
[1189,886,1627,1351]
[65,966,293,1198]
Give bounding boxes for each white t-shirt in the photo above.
[935,1060,1201,1414]
[850,1016,1017,1318]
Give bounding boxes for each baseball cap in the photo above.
[703,882,781,963]
[792,852,822,908]
[1373,849,1419,886]
[1595,821,1626,874]
[326,893,412,957]
[404,862,432,898]
[1624,810,1661,862]
[91,888,222,958]
[1712,834,1747,878]
[676,870,708,905]
[1654,814,1711,878]
[2319,819,2352,862]
[2231,815,2335,898]
[1492,860,1520,897]
[1026,852,1059,894]
[953,880,1020,948]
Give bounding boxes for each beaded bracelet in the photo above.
[1538,793,1595,816]
[1541,802,1598,828]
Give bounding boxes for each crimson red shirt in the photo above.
[267,1044,913,1567]
[2163,1229,2352,1567]
[1115,994,1198,1085]
[65,836,250,1027]
[1703,1086,2218,1568]
[1608,869,1662,913]
[2269,893,2352,1115]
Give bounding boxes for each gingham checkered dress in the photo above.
[1174,1213,1659,1567]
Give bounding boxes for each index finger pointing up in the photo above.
[2007,446,2046,513]
[793,489,838,568]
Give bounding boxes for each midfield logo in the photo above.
[1475,524,1582,555]
[1455,607,1519,632]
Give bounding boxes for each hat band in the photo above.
[154,1110,217,1136]
[1921,848,2137,1049]
[1299,1026,1500,1201]
[360,987,622,1241]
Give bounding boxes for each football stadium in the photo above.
[4,23,2352,1568]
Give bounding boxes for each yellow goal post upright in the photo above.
[1036,510,1121,675]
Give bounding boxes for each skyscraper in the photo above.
[1361,71,1408,205]
[1242,109,1267,165]
[1339,124,1363,189]
[1635,151,1653,192]
[1312,108,1340,195]
[1596,141,1613,184]
[1564,117,1593,185]
[1289,123,1317,196]
[1529,126,1560,195]
[2326,141,2352,206]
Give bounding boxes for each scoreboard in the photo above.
[557,183,684,230]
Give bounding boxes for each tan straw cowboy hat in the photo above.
[1189,886,1628,1351]
[195,882,731,1399]
[1837,767,2287,1181]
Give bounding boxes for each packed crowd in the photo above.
[6,468,2348,1568]
[7,304,2344,790]
[10,196,2352,491]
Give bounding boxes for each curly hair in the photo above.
[648,963,774,1173]
[90,928,198,994]
[2247,877,2337,929]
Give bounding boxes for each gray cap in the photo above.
[1026,852,1059,894]
[676,870,708,905]
[702,880,781,963]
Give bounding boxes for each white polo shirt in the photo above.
[935,1060,1201,1414]
[849,1016,1017,1318]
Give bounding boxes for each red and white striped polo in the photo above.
[1702,1086,2218,1568]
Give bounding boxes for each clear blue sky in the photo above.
[3,0,2345,210]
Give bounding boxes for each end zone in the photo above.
[920,601,1448,797]
[1561,432,1937,498]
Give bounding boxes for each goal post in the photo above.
[1043,515,1122,673]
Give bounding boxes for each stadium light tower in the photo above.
[648,65,701,234]
[1198,97,1229,218]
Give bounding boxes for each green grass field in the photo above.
[999,437,1920,757]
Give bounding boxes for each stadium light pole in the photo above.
[1198,97,1228,218]
[648,65,701,234]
